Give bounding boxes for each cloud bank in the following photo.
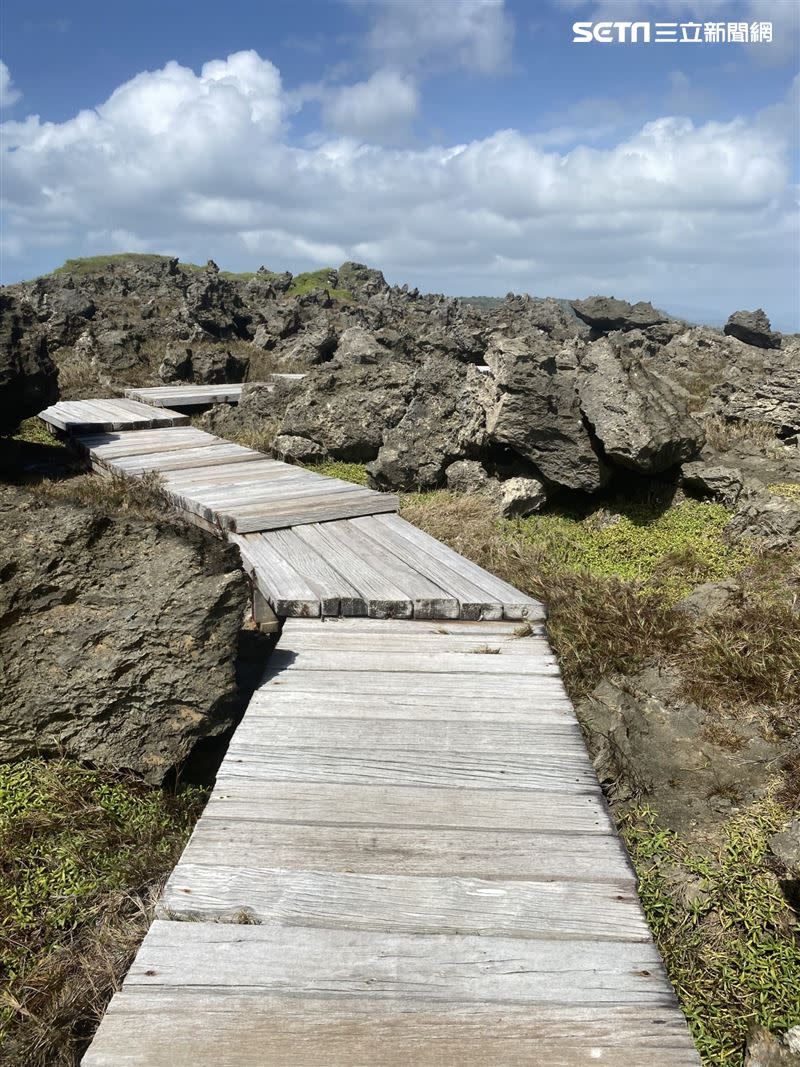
[1,50,797,327]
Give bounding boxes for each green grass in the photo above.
[509,498,751,602]
[622,798,800,1066]
[49,254,260,283]
[13,418,68,449]
[769,483,800,504]
[306,460,369,485]
[0,759,204,1065]
[287,268,352,301]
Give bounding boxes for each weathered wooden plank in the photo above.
[349,516,508,621]
[122,921,678,1004]
[229,716,585,753]
[245,691,574,721]
[177,821,634,881]
[257,668,571,700]
[226,491,399,534]
[125,384,249,408]
[322,519,460,619]
[274,630,549,654]
[84,996,701,1067]
[215,747,597,791]
[204,783,617,834]
[283,617,542,638]
[262,648,558,677]
[39,398,189,432]
[111,445,265,473]
[226,533,320,617]
[159,866,650,941]
[371,513,544,621]
[292,522,414,617]
[257,529,367,616]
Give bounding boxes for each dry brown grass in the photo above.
[702,414,785,455]
[401,492,690,698]
[30,470,179,524]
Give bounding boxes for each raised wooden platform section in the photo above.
[233,514,542,620]
[125,383,251,407]
[83,618,700,1066]
[75,426,399,534]
[39,397,189,432]
[125,375,308,409]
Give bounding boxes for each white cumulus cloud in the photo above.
[322,69,419,140]
[0,61,21,108]
[359,0,514,74]
[1,51,797,327]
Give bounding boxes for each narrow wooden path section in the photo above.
[125,376,307,408]
[37,398,699,1063]
[84,618,700,1066]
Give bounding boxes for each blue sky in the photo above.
[2,0,798,327]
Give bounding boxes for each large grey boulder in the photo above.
[0,294,59,434]
[681,461,745,507]
[744,1025,800,1066]
[711,337,800,437]
[578,667,786,832]
[335,326,391,365]
[485,333,609,492]
[280,361,414,461]
[577,331,705,473]
[724,308,781,349]
[273,323,338,366]
[369,357,488,490]
[571,296,668,334]
[725,489,800,550]
[0,486,248,782]
[445,459,491,494]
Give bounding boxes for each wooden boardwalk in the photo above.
[125,375,307,408]
[37,399,699,1064]
[39,397,189,432]
[84,618,700,1066]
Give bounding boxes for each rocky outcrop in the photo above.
[369,357,488,489]
[159,343,249,384]
[578,667,787,832]
[577,331,704,473]
[485,333,608,491]
[681,461,745,507]
[0,294,59,435]
[499,475,548,517]
[711,338,800,437]
[571,296,669,334]
[724,308,781,350]
[724,490,800,551]
[280,361,414,461]
[0,486,248,781]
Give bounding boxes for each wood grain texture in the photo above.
[71,421,700,1065]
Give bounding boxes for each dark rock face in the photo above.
[571,296,668,334]
[369,357,488,489]
[577,331,705,473]
[280,361,414,461]
[681,461,744,508]
[743,1025,800,1066]
[711,338,800,437]
[578,667,787,832]
[159,344,249,384]
[724,490,800,551]
[724,308,781,349]
[485,333,608,491]
[0,486,248,781]
[0,294,59,435]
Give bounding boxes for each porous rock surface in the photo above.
[0,485,248,781]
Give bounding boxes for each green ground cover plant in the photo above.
[0,760,204,1066]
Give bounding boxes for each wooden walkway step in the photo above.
[39,397,189,432]
[83,618,700,1066]
[71,425,541,619]
[125,375,308,409]
[75,426,399,534]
